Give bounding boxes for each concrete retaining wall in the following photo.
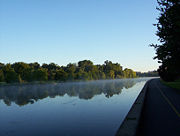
[115,80,150,136]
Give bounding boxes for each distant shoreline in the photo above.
[0,77,156,87]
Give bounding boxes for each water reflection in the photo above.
[0,79,145,106]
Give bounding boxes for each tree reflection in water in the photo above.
[0,79,145,106]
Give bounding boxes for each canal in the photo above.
[0,78,152,136]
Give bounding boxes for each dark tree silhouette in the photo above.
[151,0,180,81]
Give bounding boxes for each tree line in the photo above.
[0,60,137,83]
[151,0,180,81]
[136,71,159,77]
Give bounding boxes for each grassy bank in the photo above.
[161,79,180,90]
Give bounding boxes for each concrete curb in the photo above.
[115,80,150,136]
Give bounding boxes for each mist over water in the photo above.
[0,77,152,136]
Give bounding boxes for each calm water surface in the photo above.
[0,78,152,136]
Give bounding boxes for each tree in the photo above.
[150,0,180,81]
[12,62,30,81]
[3,64,20,83]
[33,68,48,81]
[136,71,158,77]
[99,71,106,79]
[46,63,60,70]
[91,65,99,80]
[103,60,125,79]
[109,70,115,79]
[55,69,68,81]
[22,67,34,81]
[75,68,84,80]
[0,69,5,82]
[78,60,94,72]
[29,62,40,70]
[0,60,137,83]
[65,63,76,80]
[12,62,29,74]
[0,63,4,70]
[123,68,136,78]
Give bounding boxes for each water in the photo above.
[0,78,152,136]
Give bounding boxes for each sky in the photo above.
[0,0,160,72]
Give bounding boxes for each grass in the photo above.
[161,79,180,90]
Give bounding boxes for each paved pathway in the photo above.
[137,78,180,136]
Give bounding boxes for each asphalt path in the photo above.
[137,78,180,136]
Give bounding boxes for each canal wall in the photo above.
[115,80,150,136]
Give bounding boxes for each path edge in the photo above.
[115,80,151,136]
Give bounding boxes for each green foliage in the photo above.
[42,63,60,71]
[12,62,30,75]
[2,64,20,83]
[99,71,106,79]
[12,62,31,81]
[0,70,5,82]
[55,69,68,81]
[123,68,136,78]
[0,60,137,83]
[29,62,40,70]
[65,63,76,80]
[33,68,48,81]
[22,67,34,82]
[0,63,5,70]
[151,0,180,81]
[107,70,115,79]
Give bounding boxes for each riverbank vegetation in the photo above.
[0,60,137,83]
[136,71,159,77]
[150,0,180,81]
[161,79,180,90]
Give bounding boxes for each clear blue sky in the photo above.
[0,0,159,72]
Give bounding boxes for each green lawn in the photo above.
[161,79,180,90]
